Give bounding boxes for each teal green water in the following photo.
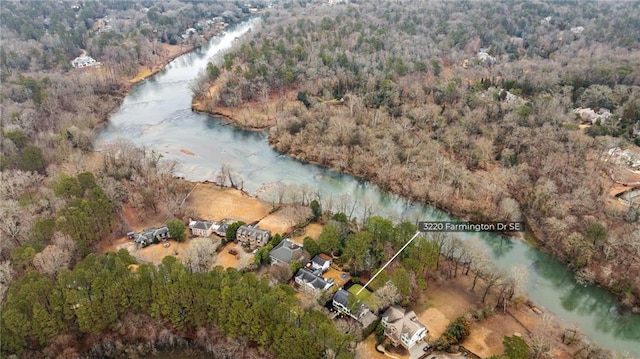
[97,20,640,357]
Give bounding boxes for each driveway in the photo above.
[409,344,468,359]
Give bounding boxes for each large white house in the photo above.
[381,305,428,349]
[189,219,216,237]
[71,55,101,68]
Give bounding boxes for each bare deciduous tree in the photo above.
[183,238,218,273]
[0,261,15,302]
[268,264,292,285]
[33,244,72,277]
[373,281,400,311]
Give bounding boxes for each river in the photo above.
[96,19,640,357]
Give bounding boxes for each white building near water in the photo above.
[71,55,101,69]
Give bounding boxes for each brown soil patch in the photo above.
[324,267,351,288]
[98,235,131,254]
[215,242,253,269]
[358,335,401,359]
[180,149,195,156]
[186,183,270,223]
[290,222,324,244]
[133,240,193,264]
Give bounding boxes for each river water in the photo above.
[96,20,640,356]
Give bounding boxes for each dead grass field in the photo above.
[259,205,312,235]
[103,236,199,266]
[290,222,324,244]
[186,183,271,223]
[358,335,397,359]
[413,273,571,358]
[134,240,193,264]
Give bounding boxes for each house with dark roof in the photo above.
[332,289,365,319]
[236,225,271,249]
[381,305,428,349]
[189,219,215,237]
[310,253,332,272]
[134,226,169,248]
[269,239,308,265]
[294,268,334,292]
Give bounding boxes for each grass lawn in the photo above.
[348,284,373,302]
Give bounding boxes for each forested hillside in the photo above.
[1,250,352,358]
[195,0,640,307]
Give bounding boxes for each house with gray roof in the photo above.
[381,305,428,349]
[333,289,365,319]
[237,225,271,249]
[294,268,334,292]
[213,222,228,237]
[310,253,332,272]
[189,219,216,237]
[134,226,169,248]
[269,239,308,265]
[332,288,378,327]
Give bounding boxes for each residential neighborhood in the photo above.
[79,179,611,359]
[123,213,435,357]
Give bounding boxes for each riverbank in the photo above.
[127,25,237,87]
[191,96,530,241]
[191,82,297,131]
[191,94,640,313]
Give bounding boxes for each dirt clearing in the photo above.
[259,205,311,235]
[291,222,324,244]
[186,183,270,223]
[215,242,254,270]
